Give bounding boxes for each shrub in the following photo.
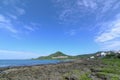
[105,53,116,59]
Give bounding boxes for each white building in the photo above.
[101,52,107,56]
[90,56,95,59]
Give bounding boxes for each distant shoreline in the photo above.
[0,59,71,68]
[0,59,73,69]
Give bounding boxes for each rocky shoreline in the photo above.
[0,59,117,80]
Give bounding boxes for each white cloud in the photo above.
[53,0,120,25]
[53,0,98,21]
[66,29,77,36]
[95,13,120,50]
[15,7,26,15]
[53,0,120,51]
[0,15,6,22]
[24,23,40,32]
[69,30,76,36]
[0,50,40,59]
[101,0,116,14]
[2,0,18,5]
[4,26,18,34]
[24,26,35,32]
[0,0,40,39]
[7,13,17,20]
[77,0,97,9]
[0,0,24,35]
[100,41,120,50]
[113,1,120,10]
[0,14,18,34]
[0,14,41,38]
[1,0,26,19]
[95,16,120,42]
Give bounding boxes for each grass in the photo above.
[95,59,120,80]
[63,69,92,80]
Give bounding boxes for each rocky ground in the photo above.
[0,59,120,80]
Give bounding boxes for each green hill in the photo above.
[76,53,94,58]
[49,51,68,57]
[34,50,120,60]
[35,51,69,60]
[34,51,94,60]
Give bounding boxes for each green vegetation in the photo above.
[35,51,71,60]
[76,53,94,59]
[1,55,120,80]
[95,59,120,80]
[49,51,68,57]
[32,50,120,79]
[34,51,94,60]
[63,70,92,80]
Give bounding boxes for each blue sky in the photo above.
[0,0,120,59]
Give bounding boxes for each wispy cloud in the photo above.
[66,29,78,36]
[113,1,120,10]
[2,0,19,5]
[95,21,120,42]
[100,41,120,50]
[0,14,40,38]
[0,0,40,39]
[101,0,116,14]
[77,0,97,9]
[0,14,7,22]
[53,0,120,24]
[15,7,26,15]
[2,0,26,19]
[6,13,17,20]
[53,0,120,50]
[95,13,120,50]
[53,0,98,24]
[0,49,40,59]
[0,14,18,34]
[24,25,35,32]
[24,23,40,32]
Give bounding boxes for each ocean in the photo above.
[0,60,61,67]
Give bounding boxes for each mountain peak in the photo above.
[49,51,67,57]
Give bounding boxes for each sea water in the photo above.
[0,60,60,67]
